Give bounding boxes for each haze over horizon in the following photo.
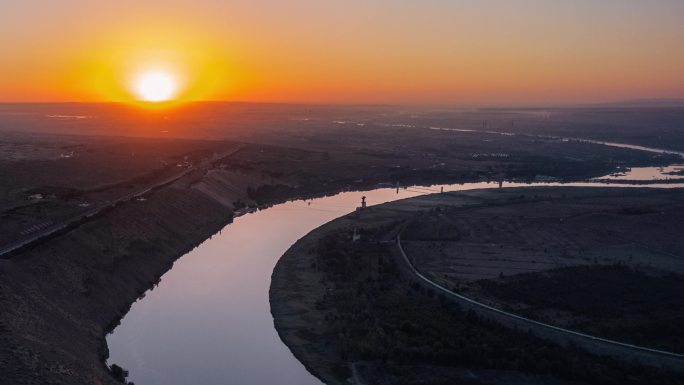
[2,1,684,106]
[3,2,684,384]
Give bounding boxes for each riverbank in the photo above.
[0,143,328,385]
[270,187,684,385]
[0,145,532,385]
[0,169,236,384]
[1,133,682,384]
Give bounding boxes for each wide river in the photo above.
[107,175,684,385]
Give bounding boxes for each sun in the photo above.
[135,71,177,102]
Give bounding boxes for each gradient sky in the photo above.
[2,0,683,105]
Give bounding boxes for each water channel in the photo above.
[108,130,684,385]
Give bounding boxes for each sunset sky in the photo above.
[2,0,683,105]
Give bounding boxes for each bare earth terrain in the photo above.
[1,103,684,384]
[401,193,684,353]
[270,187,684,385]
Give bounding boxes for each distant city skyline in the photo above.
[2,0,683,105]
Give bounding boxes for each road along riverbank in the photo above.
[3,140,683,385]
[270,187,684,384]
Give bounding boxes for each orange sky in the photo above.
[1,1,684,105]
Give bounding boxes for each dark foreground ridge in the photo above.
[270,187,684,385]
[0,171,234,384]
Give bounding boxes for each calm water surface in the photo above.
[107,181,684,385]
[595,164,684,181]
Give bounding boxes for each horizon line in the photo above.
[1,97,684,110]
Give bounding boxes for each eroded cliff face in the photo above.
[0,168,253,385]
[192,168,274,208]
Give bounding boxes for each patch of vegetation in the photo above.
[109,364,134,385]
[313,233,683,384]
[476,265,684,353]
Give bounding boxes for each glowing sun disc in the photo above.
[135,72,177,102]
